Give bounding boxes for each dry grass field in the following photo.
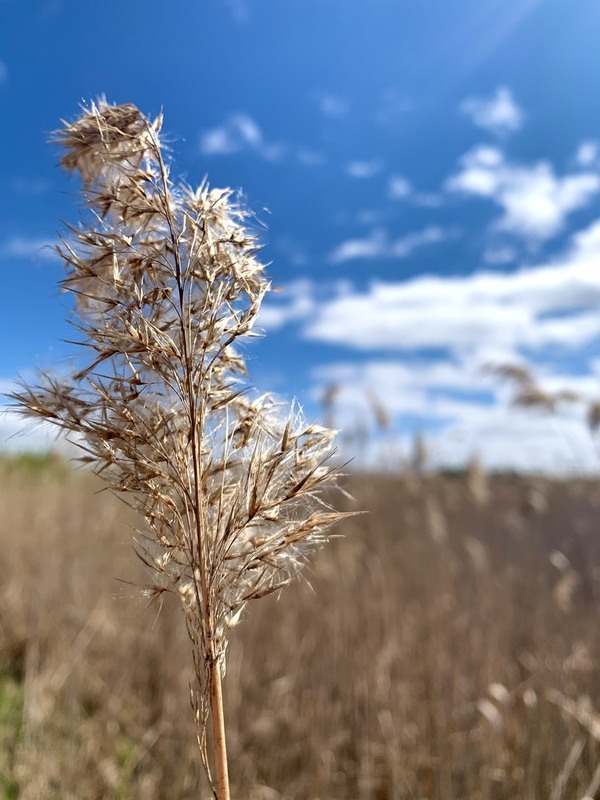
[0,457,599,799]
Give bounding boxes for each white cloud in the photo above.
[574,140,600,168]
[447,145,600,241]
[303,212,600,473]
[392,227,453,258]
[310,360,598,474]
[388,175,412,199]
[329,226,455,264]
[0,236,56,260]
[0,60,7,85]
[430,404,596,474]
[257,280,316,331]
[305,217,600,355]
[329,229,387,264]
[0,406,78,455]
[460,86,523,136]
[345,160,382,179]
[200,114,286,161]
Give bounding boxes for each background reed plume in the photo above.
[9,99,345,798]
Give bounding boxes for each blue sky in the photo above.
[2,0,600,471]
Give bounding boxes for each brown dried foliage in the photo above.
[0,467,599,798]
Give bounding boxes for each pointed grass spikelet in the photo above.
[9,99,347,799]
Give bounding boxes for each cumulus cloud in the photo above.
[329,226,455,264]
[447,145,600,241]
[251,217,600,476]
[200,114,286,161]
[460,86,523,136]
[305,217,600,357]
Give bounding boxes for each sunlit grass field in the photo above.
[0,457,598,799]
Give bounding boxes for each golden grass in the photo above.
[1,465,598,798]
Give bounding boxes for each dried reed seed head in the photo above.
[486,363,534,386]
[466,454,489,507]
[10,101,347,697]
[588,401,600,432]
[512,385,556,411]
[54,98,161,185]
[366,389,391,432]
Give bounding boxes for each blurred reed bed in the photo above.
[0,462,599,799]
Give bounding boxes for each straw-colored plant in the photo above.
[9,99,346,799]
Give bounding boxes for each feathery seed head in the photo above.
[10,101,347,722]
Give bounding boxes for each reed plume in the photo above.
[9,99,345,799]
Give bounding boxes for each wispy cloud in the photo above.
[223,0,249,23]
[0,236,56,260]
[460,86,523,137]
[388,176,445,207]
[329,230,386,263]
[315,92,348,118]
[296,148,327,167]
[0,60,7,86]
[447,145,600,241]
[11,177,50,195]
[199,114,286,161]
[345,160,383,179]
[482,245,518,265]
[272,235,309,267]
[388,175,412,199]
[374,89,412,122]
[413,192,445,208]
[574,139,600,168]
[329,226,456,264]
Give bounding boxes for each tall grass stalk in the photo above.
[9,99,346,798]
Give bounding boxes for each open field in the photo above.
[0,460,599,799]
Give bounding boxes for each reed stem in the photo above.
[210,662,230,800]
